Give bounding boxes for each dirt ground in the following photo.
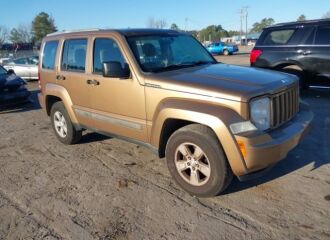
[0,55,329,239]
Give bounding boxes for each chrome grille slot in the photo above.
[271,86,299,128]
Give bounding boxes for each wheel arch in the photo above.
[150,99,248,176]
[44,83,79,125]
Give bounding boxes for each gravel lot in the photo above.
[0,55,329,240]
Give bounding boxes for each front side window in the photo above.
[315,25,330,45]
[262,29,295,45]
[14,58,26,64]
[127,34,215,73]
[42,41,58,69]
[93,38,126,74]
[61,39,87,72]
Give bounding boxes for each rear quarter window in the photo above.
[262,29,295,45]
[315,25,330,45]
[42,41,58,70]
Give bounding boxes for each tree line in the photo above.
[0,12,57,46]
[149,11,330,42]
[1,11,329,47]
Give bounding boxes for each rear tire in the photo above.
[223,49,229,56]
[165,124,233,197]
[50,101,82,145]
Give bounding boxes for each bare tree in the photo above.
[322,11,330,19]
[10,24,32,43]
[147,17,167,29]
[0,26,9,45]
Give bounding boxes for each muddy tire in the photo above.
[165,124,233,197]
[50,101,82,145]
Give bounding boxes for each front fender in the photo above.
[150,99,248,176]
[44,83,79,125]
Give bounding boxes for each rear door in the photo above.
[27,57,39,79]
[254,28,297,68]
[57,38,93,127]
[311,24,330,84]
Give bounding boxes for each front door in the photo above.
[89,37,147,142]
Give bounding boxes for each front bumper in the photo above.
[0,88,31,106]
[235,102,313,177]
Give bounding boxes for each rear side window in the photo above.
[315,25,330,45]
[93,38,126,74]
[14,58,26,64]
[262,29,295,45]
[42,41,58,69]
[61,39,87,72]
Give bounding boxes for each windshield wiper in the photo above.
[152,63,195,73]
[152,61,215,73]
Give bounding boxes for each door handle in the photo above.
[56,75,66,80]
[297,49,311,55]
[86,79,100,85]
[303,50,311,55]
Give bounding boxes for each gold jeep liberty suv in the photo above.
[38,29,313,197]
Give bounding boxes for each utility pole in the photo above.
[243,6,249,45]
[239,9,244,46]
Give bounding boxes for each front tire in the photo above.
[50,101,82,144]
[223,49,229,56]
[165,124,233,197]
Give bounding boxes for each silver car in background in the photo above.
[3,56,39,80]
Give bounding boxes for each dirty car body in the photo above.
[38,29,313,197]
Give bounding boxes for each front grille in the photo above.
[271,86,299,128]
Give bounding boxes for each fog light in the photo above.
[230,121,257,134]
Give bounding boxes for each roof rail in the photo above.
[47,28,102,36]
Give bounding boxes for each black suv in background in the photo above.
[250,19,330,88]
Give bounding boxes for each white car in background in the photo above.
[3,56,39,80]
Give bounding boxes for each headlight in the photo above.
[250,97,271,131]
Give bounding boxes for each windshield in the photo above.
[126,34,216,73]
[0,66,7,75]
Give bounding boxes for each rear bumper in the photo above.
[234,102,313,177]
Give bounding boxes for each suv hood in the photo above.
[145,63,298,102]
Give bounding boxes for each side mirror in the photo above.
[102,61,130,79]
[7,69,15,75]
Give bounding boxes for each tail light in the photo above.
[38,70,42,92]
[250,49,263,64]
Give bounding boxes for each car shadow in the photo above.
[80,132,111,144]
[0,90,41,114]
[223,87,330,195]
